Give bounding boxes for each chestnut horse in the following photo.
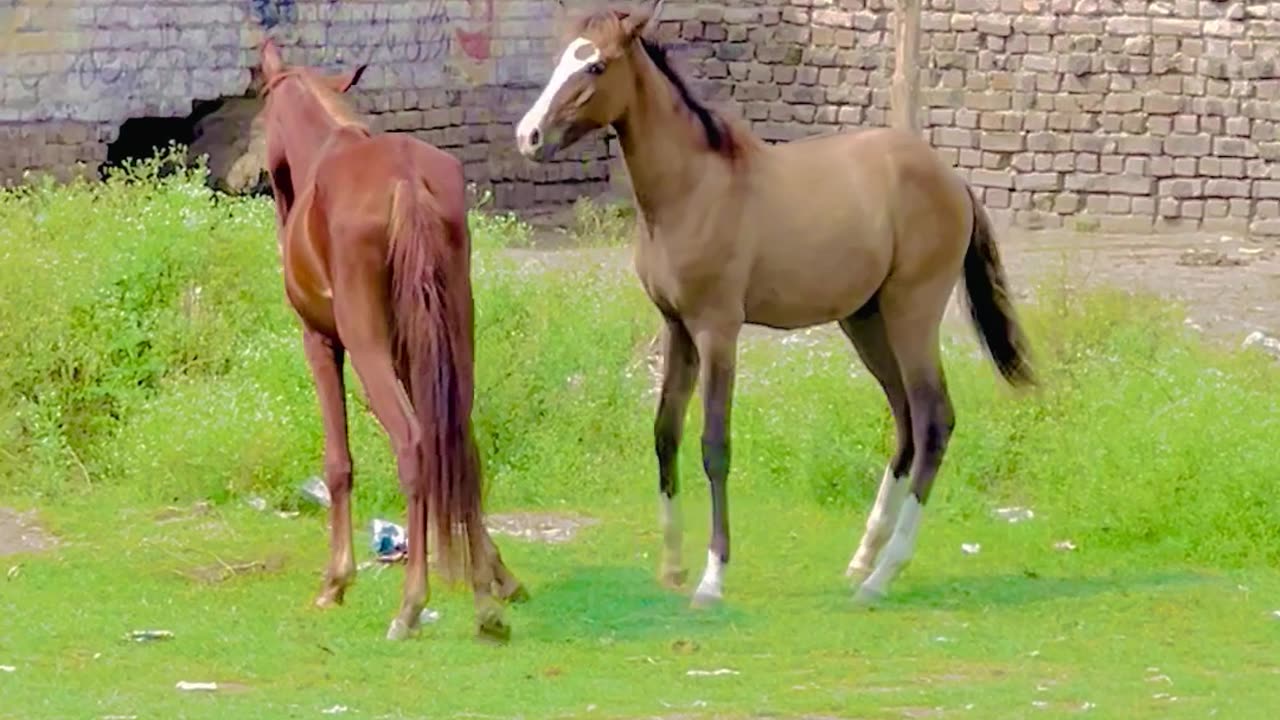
[257,39,525,642]
[516,1,1035,607]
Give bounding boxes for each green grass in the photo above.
[2,151,1279,719]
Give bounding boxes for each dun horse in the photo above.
[257,39,526,641]
[516,1,1035,607]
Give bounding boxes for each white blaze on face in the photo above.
[516,37,600,156]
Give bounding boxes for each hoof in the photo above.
[690,587,722,609]
[476,615,512,645]
[385,617,421,641]
[852,585,885,608]
[314,587,346,609]
[660,567,689,589]
[845,564,872,585]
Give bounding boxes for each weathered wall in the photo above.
[0,0,610,207]
[6,0,1280,233]
[652,0,1280,235]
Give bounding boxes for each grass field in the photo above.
[2,152,1279,719]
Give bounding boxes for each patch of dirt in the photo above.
[485,512,601,544]
[0,507,57,557]
[178,553,287,585]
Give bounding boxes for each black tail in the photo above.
[961,186,1036,387]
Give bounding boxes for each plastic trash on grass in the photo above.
[370,519,407,563]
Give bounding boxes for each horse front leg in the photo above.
[654,318,700,589]
[303,329,356,608]
[690,320,740,608]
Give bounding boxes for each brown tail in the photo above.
[387,180,480,583]
[961,185,1036,387]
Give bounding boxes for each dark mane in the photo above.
[638,37,734,156]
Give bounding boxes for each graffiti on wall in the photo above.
[2,0,510,122]
[248,0,297,30]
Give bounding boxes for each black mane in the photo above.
[638,37,730,154]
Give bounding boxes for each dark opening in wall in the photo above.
[102,97,269,194]
[103,99,227,173]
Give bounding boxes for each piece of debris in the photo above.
[7,565,19,580]
[370,519,407,562]
[671,638,699,655]
[1242,331,1280,358]
[419,608,441,624]
[1270,610,1280,620]
[0,665,15,673]
[961,543,981,555]
[180,554,286,585]
[175,681,218,692]
[1177,248,1247,267]
[275,510,300,520]
[1053,540,1077,552]
[485,512,601,544]
[299,477,331,508]
[1080,702,1096,711]
[246,496,268,512]
[1031,700,1048,709]
[994,506,1035,523]
[321,705,349,715]
[686,668,739,677]
[127,630,174,643]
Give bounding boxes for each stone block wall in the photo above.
[649,0,1280,236]
[0,0,610,207]
[7,0,1280,231]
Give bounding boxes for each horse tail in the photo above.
[386,179,480,583]
[961,184,1036,387]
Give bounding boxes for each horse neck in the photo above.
[271,86,356,182]
[612,48,724,226]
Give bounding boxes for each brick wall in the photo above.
[0,0,610,207]
[650,0,1280,236]
[6,0,1280,231]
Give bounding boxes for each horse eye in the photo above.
[586,62,605,76]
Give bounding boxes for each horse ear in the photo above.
[260,36,285,78]
[622,0,665,40]
[327,64,368,93]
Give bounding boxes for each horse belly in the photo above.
[744,235,889,329]
[282,231,339,336]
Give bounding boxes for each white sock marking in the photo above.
[516,37,600,153]
[860,494,924,597]
[695,549,724,600]
[847,466,909,577]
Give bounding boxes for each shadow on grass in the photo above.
[523,564,747,642]
[884,569,1211,610]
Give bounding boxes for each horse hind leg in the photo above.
[837,305,914,586]
[336,315,431,639]
[303,329,357,609]
[853,286,956,606]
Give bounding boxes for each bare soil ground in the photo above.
[0,507,57,559]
